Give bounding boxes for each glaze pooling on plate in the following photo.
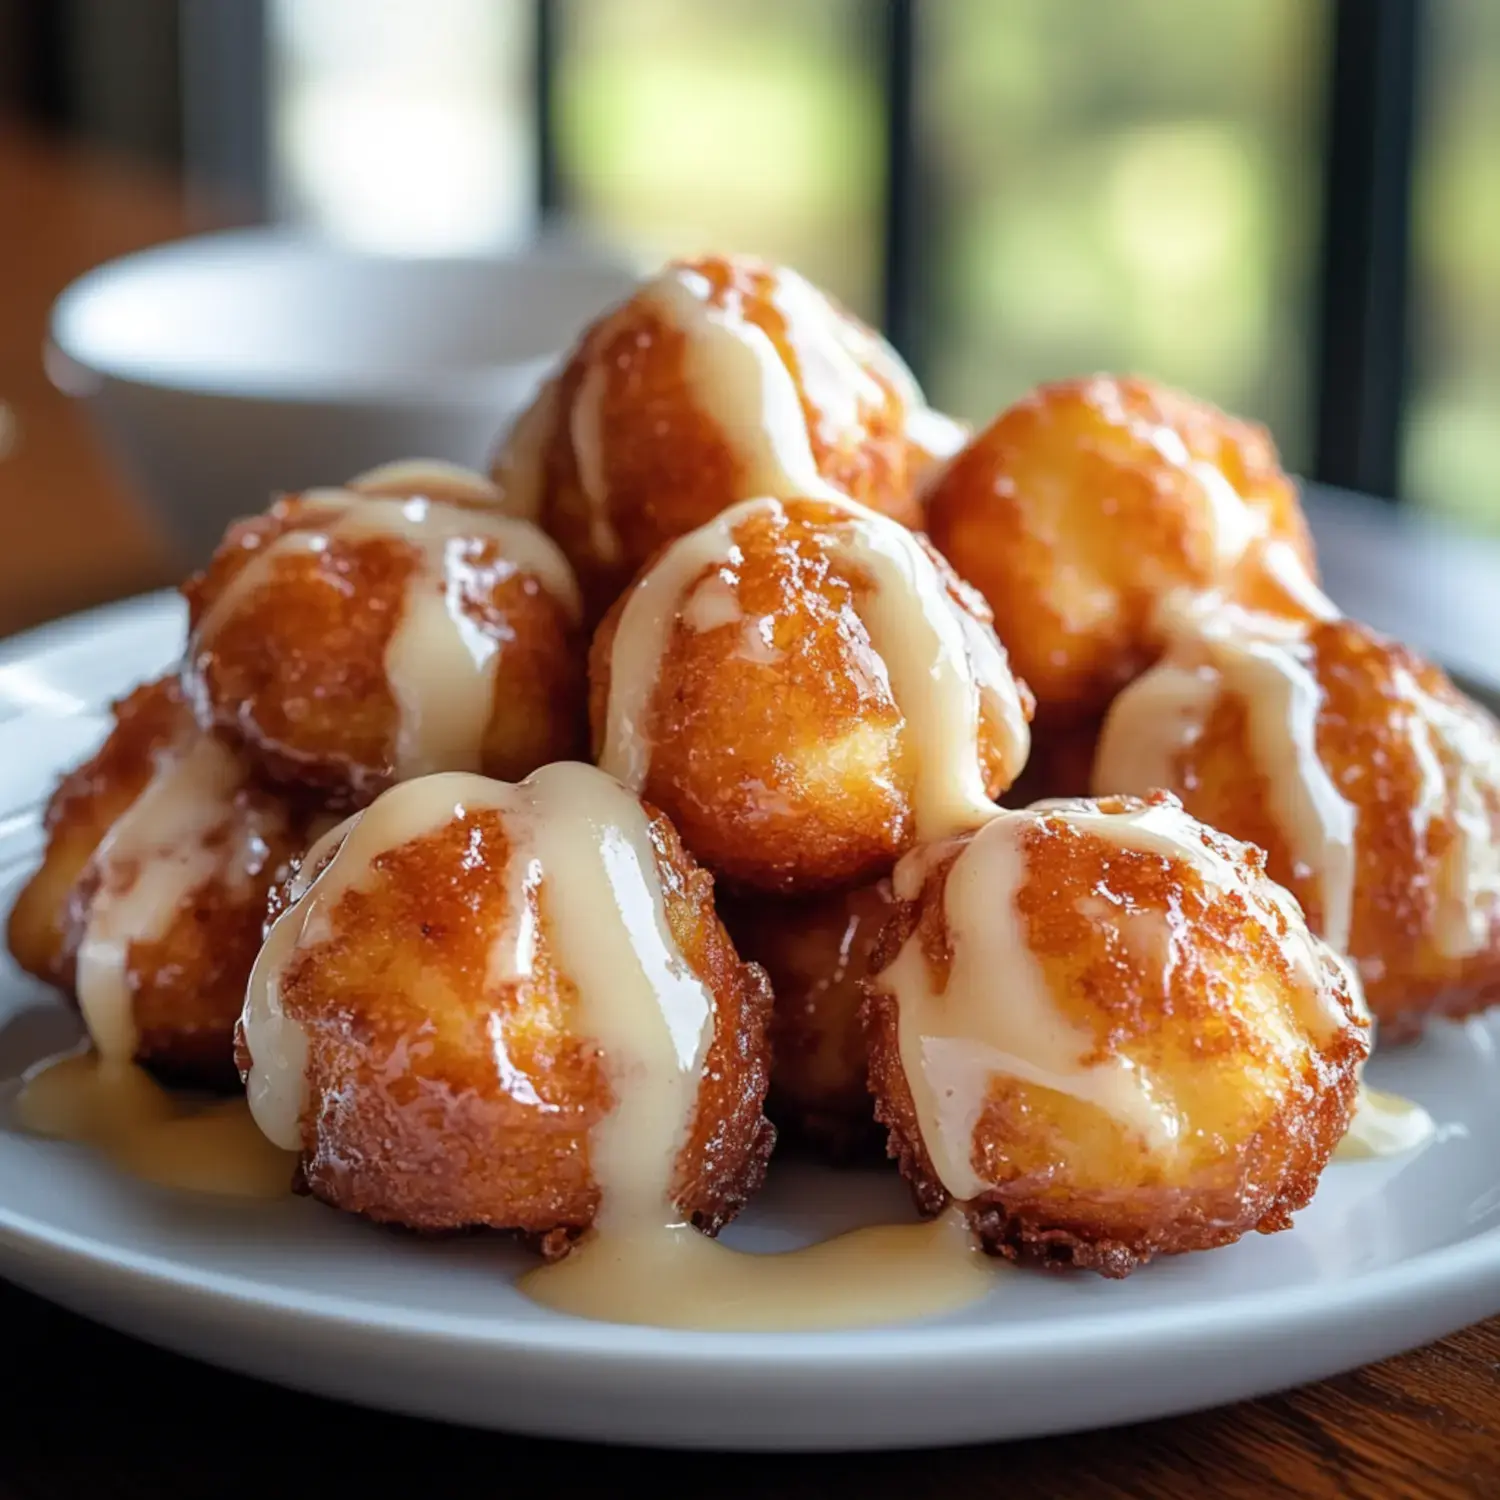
[239,759,1001,1331]
[15,1048,295,1198]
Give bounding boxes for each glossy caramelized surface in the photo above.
[243,781,773,1249]
[492,253,956,617]
[7,677,302,1083]
[924,375,1321,727]
[1096,616,1500,1038]
[588,495,1031,894]
[865,795,1367,1277]
[183,491,585,807]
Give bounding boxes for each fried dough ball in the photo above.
[864,793,1368,1277]
[723,879,894,1156]
[492,253,967,618]
[238,763,774,1248]
[588,494,1034,895]
[7,676,304,1084]
[182,461,585,808]
[1095,608,1500,1040]
[924,375,1325,728]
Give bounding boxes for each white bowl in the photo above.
[47,227,642,563]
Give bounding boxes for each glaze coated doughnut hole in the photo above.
[1095,609,1500,1040]
[723,878,894,1157]
[491,253,967,618]
[182,462,586,807]
[8,676,306,1084]
[924,375,1325,728]
[864,794,1369,1276]
[588,493,1033,895]
[237,763,775,1250]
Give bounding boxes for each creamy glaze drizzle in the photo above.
[882,798,1358,1202]
[1391,668,1500,960]
[76,731,279,1062]
[236,762,1000,1330]
[14,1049,296,1197]
[1335,1085,1437,1160]
[600,494,1030,838]
[1095,610,1358,954]
[490,376,560,523]
[242,765,714,1193]
[193,474,581,780]
[501,263,958,561]
[348,458,504,506]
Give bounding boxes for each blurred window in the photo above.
[254,0,1500,515]
[552,0,885,321]
[268,0,535,255]
[1405,1,1500,530]
[916,0,1328,468]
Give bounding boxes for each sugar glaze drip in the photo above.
[192,472,581,780]
[1094,609,1358,954]
[509,262,959,564]
[76,730,283,1063]
[881,798,1361,1203]
[238,763,1000,1330]
[599,494,1030,840]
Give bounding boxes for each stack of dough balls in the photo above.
[12,250,1495,1279]
[9,459,591,1092]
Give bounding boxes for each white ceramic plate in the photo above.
[1,592,1498,1452]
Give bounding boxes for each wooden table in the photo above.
[0,127,214,639]
[0,126,1497,1498]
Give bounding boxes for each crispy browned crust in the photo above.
[862,797,1365,1277]
[587,497,1031,895]
[924,374,1319,729]
[182,496,585,806]
[1113,617,1500,1039]
[7,675,310,1084]
[494,253,929,620]
[266,796,774,1243]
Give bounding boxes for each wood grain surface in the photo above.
[0,125,1495,1498]
[0,125,239,638]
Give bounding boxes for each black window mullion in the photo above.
[1311,0,1424,500]
[880,0,919,375]
[534,0,561,221]
[179,0,268,211]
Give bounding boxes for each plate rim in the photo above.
[0,1164,1497,1370]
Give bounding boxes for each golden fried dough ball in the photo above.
[492,253,967,618]
[723,878,893,1156]
[7,676,305,1084]
[864,793,1368,1276]
[238,763,774,1249]
[588,494,1034,895]
[924,375,1325,728]
[1095,607,1500,1040]
[182,461,585,808]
